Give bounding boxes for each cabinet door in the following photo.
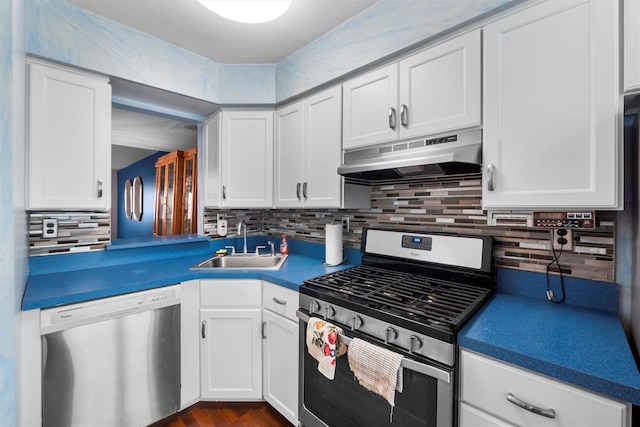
[624,0,640,92]
[274,101,305,207]
[27,60,111,209]
[342,63,399,150]
[262,309,299,425]
[220,110,274,208]
[180,280,200,409]
[203,114,221,208]
[459,402,517,427]
[483,0,620,210]
[200,307,262,400]
[303,86,342,208]
[460,350,630,427]
[399,29,481,139]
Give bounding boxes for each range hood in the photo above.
[338,129,482,182]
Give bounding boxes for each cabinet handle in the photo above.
[506,392,556,419]
[273,297,287,305]
[400,104,408,127]
[296,182,301,200]
[388,107,397,130]
[201,320,206,339]
[222,185,227,200]
[262,321,267,339]
[486,164,495,192]
[97,179,103,198]
[303,182,308,200]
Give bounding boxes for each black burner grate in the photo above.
[303,265,490,328]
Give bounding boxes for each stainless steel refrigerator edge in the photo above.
[623,94,640,362]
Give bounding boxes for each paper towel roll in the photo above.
[325,223,343,266]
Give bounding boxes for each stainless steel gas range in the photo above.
[297,228,494,427]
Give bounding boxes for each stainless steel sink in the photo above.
[191,254,288,270]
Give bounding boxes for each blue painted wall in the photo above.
[116,152,167,239]
[25,0,515,104]
[1,0,27,424]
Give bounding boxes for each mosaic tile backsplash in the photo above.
[29,211,111,256]
[204,174,615,282]
[29,174,615,283]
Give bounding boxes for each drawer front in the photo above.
[200,279,261,307]
[460,350,630,427]
[262,282,298,321]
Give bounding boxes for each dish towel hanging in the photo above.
[306,317,346,380]
[347,337,404,420]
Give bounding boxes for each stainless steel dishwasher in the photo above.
[40,285,181,427]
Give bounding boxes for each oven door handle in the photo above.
[296,310,451,384]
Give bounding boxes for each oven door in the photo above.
[297,310,454,427]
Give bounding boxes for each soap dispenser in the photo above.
[280,235,289,255]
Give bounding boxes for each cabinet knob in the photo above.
[262,321,267,339]
[302,182,308,200]
[222,185,227,200]
[388,107,397,130]
[201,320,206,339]
[296,182,301,200]
[97,179,103,198]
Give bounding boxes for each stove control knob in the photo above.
[309,300,321,314]
[409,335,423,354]
[324,305,335,320]
[351,315,364,331]
[385,327,398,344]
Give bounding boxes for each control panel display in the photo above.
[402,235,432,250]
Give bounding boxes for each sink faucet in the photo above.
[267,241,275,256]
[238,220,248,254]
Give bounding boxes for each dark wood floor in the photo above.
[152,402,293,427]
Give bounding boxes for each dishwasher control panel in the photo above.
[40,285,181,334]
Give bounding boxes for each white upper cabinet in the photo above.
[342,29,481,150]
[482,0,620,210]
[398,29,481,140]
[624,0,640,93]
[342,63,399,149]
[27,59,111,210]
[274,86,342,208]
[203,109,274,208]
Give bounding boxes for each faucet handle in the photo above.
[255,245,266,255]
[224,245,236,255]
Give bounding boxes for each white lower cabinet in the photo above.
[200,280,263,400]
[459,350,631,427]
[180,280,201,409]
[262,282,299,425]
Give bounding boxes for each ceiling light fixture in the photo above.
[199,1,293,24]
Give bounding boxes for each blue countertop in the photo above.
[23,237,358,310]
[23,240,640,407]
[460,272,640,406]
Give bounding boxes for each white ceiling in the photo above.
[111,107,198,170]
[63,0,381,64]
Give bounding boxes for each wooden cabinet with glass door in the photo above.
[154,150,184,236]
[182,147,197,234]
[154,148,198,236]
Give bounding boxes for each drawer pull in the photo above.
[272,297,287,306]
[506,392,556,419]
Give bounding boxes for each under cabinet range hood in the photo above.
[338,129,482,182]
